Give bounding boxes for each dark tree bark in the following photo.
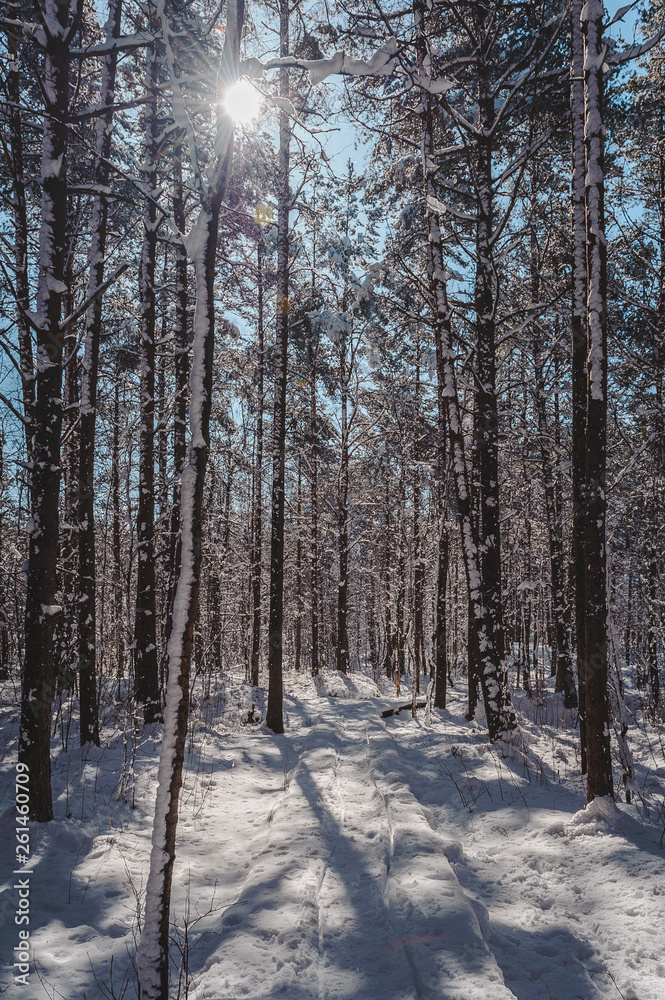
[382,466,395,680]
[0,434,8,678]
[530,223,577,709]
[134,23,161,722]
[412,347,424,694]
[19,0,74,822]
[571,0,589,771]
[266,0,290,733]
[112,381,124,679]
[415,0,515,740]
[336,323,350,675]
[295,458,302,671]
[250,233,264,686]
[475,49,506,673]
[309,343,320,677]
[77,0,123,746]
[434,419,449,710]
[4,3,35,468]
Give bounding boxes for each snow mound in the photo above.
[567,795,626,837]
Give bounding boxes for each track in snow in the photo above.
[193,696,517,1000]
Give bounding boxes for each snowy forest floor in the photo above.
[1,668,665,1000]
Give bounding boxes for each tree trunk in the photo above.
[134,20,161,722]
[112,381,124,679]
[434,457,448,710]
[309,347,320,677]
[78,0,123,746]
[4,3,35,468]
[250,234,264,686]
[412,348,424,693]
[530,231,577,709]
[582,0,613,801]
[382,467,395,679]
[475,52,506,674]
[415,0,515,740]
[19,0,73,823]
[162,148,190,662]
[266,0,290,733]
[571,0,589,771]
[295,459,302,671]
[136,3,243,995]
[336,326,350,675]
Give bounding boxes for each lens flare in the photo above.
[224,79,261,124]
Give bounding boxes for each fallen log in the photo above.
[381,700,427,719]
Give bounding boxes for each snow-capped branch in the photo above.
[606,23,665,65]
[71,32,151,57]
[242,37,398,86]
[0,15,46,46]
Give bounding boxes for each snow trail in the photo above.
[2,672,664,1000]
[194,697,516,1000]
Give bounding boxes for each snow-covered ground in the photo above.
[1,668,664,1000]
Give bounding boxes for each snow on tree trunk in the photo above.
[162,149,189,662]
[136,2,244,995]
[78,0,123,748]
[581,0,613,801]
[19,0,72,823]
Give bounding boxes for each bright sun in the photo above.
[224,79,262,125]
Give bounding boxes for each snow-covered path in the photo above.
[1,670,664,1000]
[194,698,512,1000]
